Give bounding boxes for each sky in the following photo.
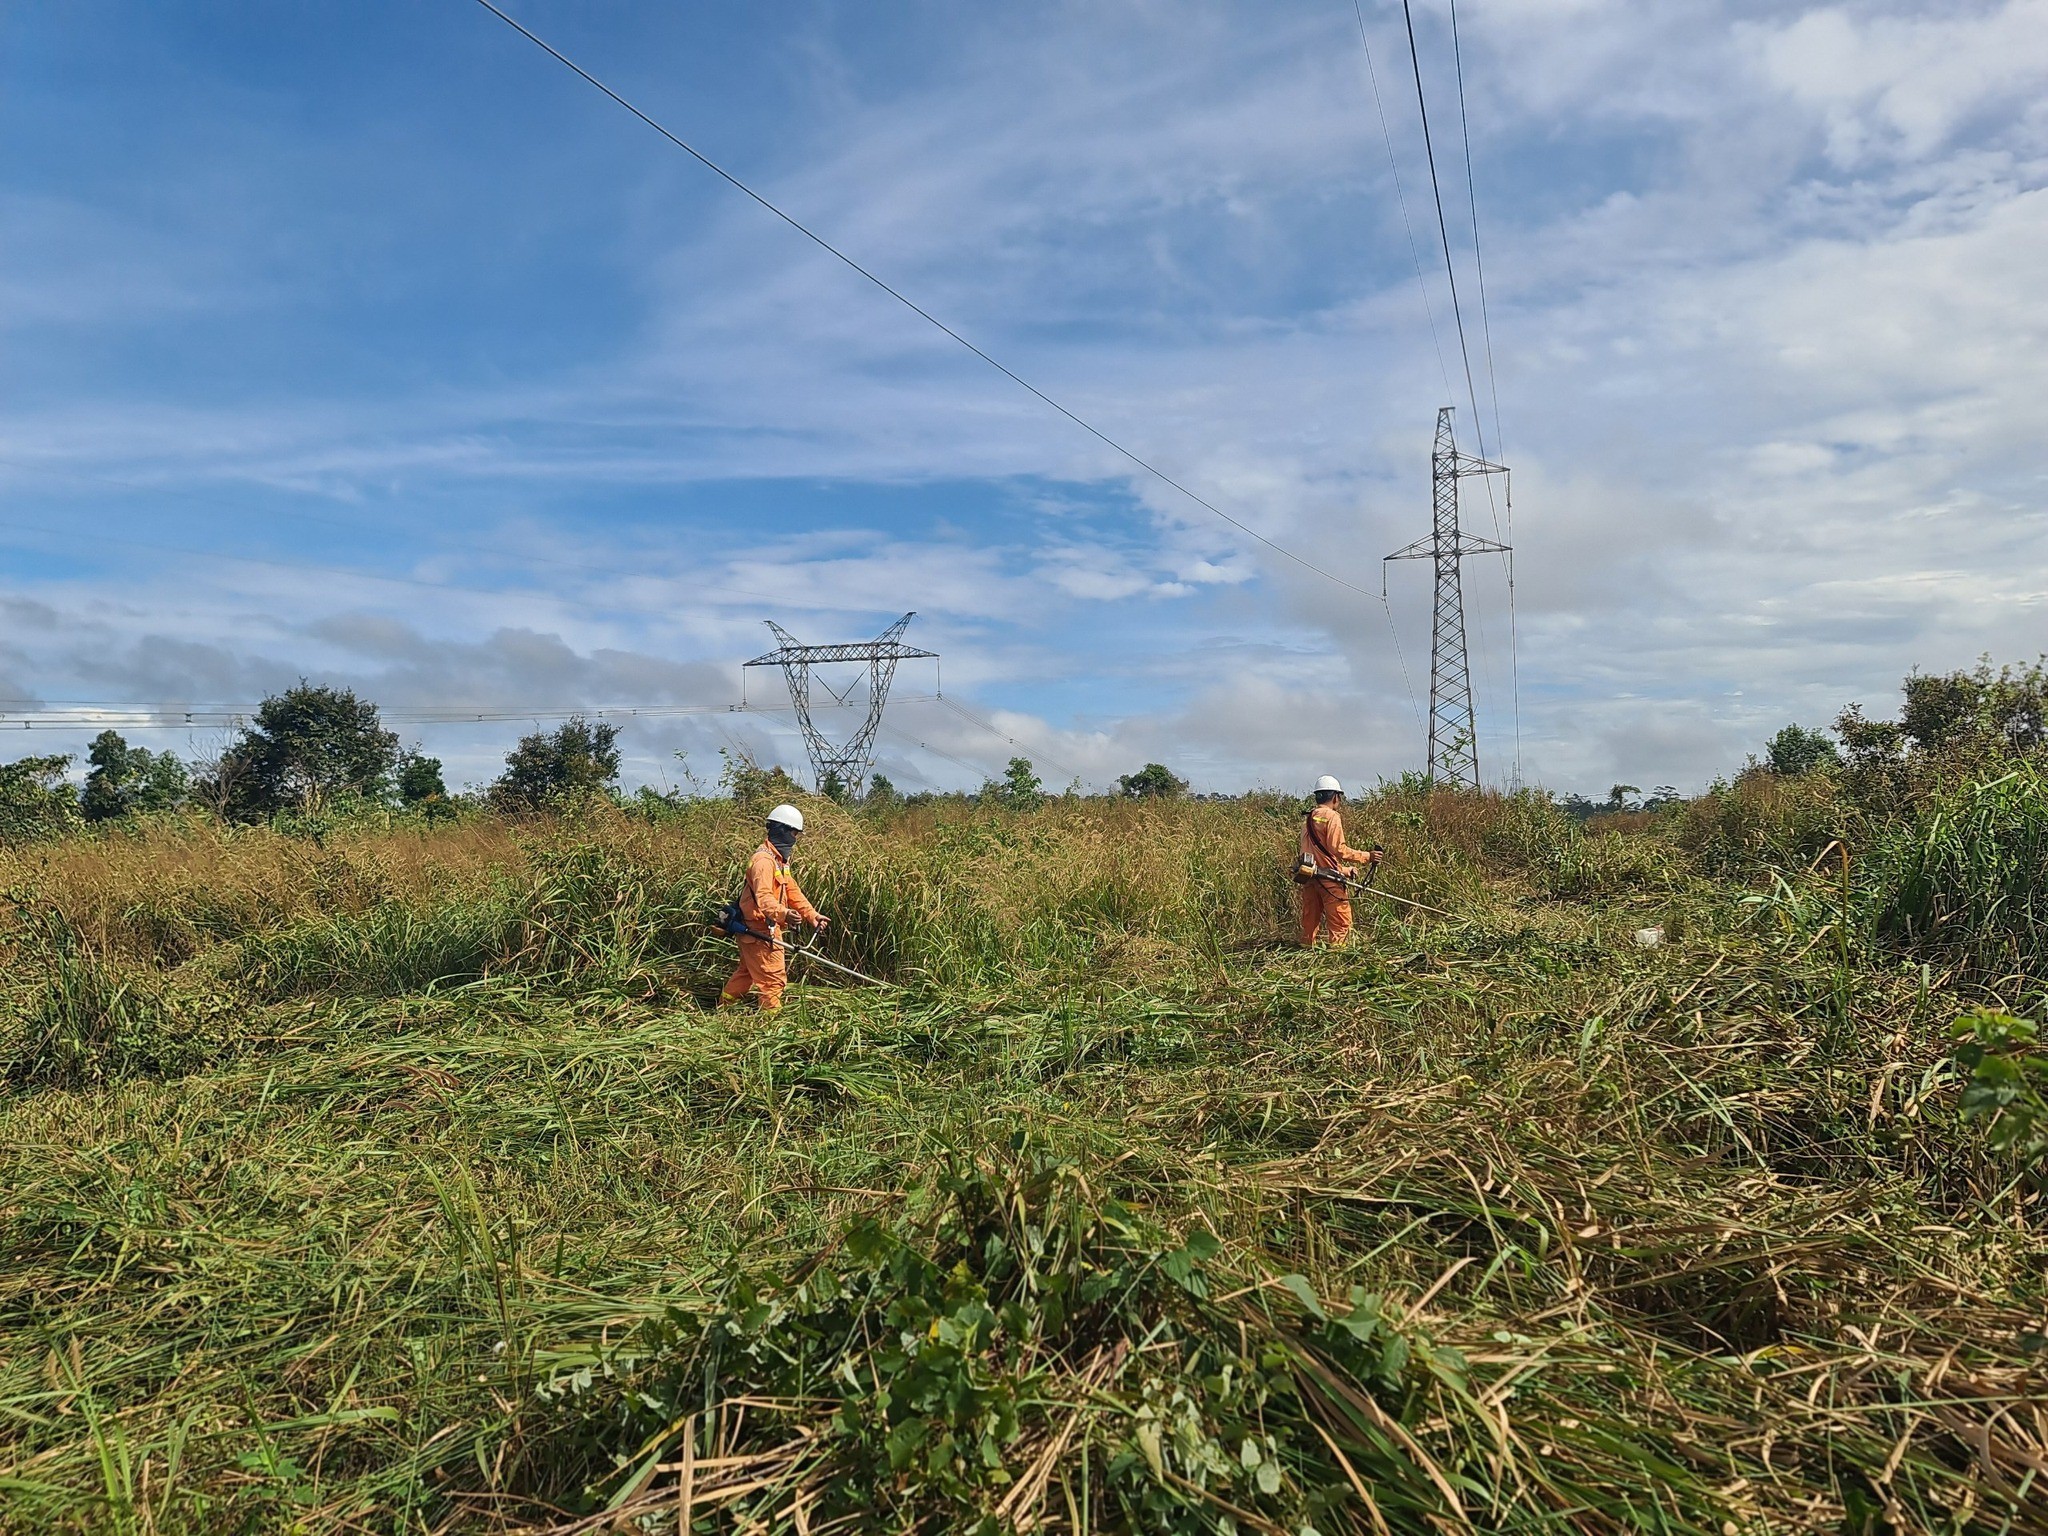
[3,0,2045,797]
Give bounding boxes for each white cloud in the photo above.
[1747,2,2048,166]
[4,1,2047,795]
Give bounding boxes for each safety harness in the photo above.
[1294,807,1347,885]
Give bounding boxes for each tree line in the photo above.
[0,684,624,837]
[0,683,1201,837]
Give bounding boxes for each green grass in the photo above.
[0,795,2043,1533]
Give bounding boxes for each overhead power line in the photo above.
[1340,1,1437,742]
[876,719,1005,784]
[470,0,1378,600]
[1446,0,1519,787]
[1397,0,1494,487]
[1390,0,1520,788]
[1447,0,1503,463]
[1346,0,1454,402]
[932,696,1085,784]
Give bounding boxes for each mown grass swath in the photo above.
[0,784,2043,1533]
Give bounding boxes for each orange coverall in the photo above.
[1299,804,1377,947]
[720,841,821,1011]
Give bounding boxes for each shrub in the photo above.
[1835,656,2048,817]
[718,748,806,813]
[396,748,451,817]
[983,756,1043,810]
[1765,723,1840,777]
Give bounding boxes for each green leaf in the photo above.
[1338,1291,1382,1344]
[1278,1274,1326,1320]
[1378,1331,1410,1387]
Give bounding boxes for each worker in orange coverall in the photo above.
[1299,775,1381,948]
[720,803,828,1011]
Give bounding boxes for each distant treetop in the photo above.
[1117,763,1187,799]
[204,684,399,820]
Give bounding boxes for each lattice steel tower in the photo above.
[744,613,937,794]
[1384,407,1509,790]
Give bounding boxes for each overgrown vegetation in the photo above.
[1,661,2045,1532]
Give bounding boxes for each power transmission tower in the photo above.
[1384,407,1508,790]
[744,613,937,795]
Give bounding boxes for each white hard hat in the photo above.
[1315,775,1343,794]
[766,803,804,832]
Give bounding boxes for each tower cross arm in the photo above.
[743,612,936,667]
[744,641,937,666]
[1452,452,1509,477]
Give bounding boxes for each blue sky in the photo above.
[4,0,2046,795]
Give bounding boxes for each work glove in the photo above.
[812,915,831,933]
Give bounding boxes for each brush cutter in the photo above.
[713,908,897,990]
[1318,856,1463,922]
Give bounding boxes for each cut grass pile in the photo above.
[0,793,2042,1533]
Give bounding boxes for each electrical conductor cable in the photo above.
[470,0,1382,601]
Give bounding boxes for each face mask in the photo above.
[768,825,799,858]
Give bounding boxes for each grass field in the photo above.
[1,791,2043,1534]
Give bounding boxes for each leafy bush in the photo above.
[525,1152,1473,1533]
[1765,723,1840,777]
[717,748,807,813]
[1948,1010,2048,1168]
[1836,656,2048,817]
[1117,763,1187,799]
[983,756,1043,810]
[395,748,451,818]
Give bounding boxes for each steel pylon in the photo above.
[743,613,937,794]
[1384,407,1509,790]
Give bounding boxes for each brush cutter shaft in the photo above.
[786,937,896,989]
[711,925,897,990]
[1329,872,1461,921]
